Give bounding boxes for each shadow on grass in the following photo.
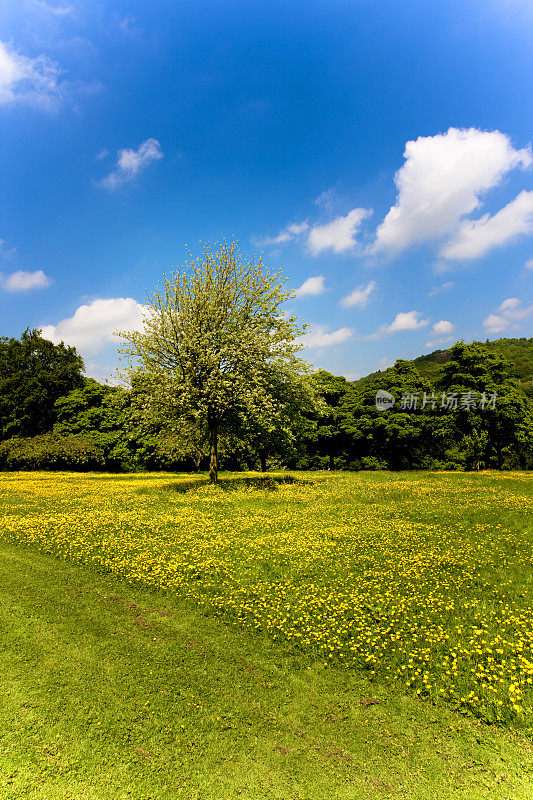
[154,474,312,494]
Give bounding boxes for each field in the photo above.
[1,470,533,798]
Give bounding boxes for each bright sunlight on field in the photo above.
[1,470,532,730]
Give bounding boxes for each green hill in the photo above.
[354,337,533,390]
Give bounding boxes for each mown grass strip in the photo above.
[1,542,533,799]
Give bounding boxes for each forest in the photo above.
[1,329,531,473]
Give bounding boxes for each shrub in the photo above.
[359,456,388,471]
[0,433,105,471]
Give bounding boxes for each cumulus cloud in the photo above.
[302,324,354,348]
[0,269,52,291]
[483,297,533,334]
[40,297,146,353]
[254,221,309,247]
[424,319,456,348]
[96,138,164,190]
[368,310,429,340]
[307,208,372,255]
[526,258,533,270]
[441,190,533,260]
[294,275,325,297]
[432,320,455,336]
[340,280,376,309]
[373,127,532,255]
[428,281,455,297]
[0,40,65,110]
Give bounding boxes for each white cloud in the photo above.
[431,319,455,336]
[425,335,455,349]
[368,310,429,340]
[33,1,75,15]
[340,280,376,308]
[441,190,533,261]
[302,324,354,348]
[386,311,429,334]
[376,357,393,371]
[0,40,64,110]
[373,127,532,255]
[483,297,533,334]
[314,188,338,211]
[96,138,164,190]
[294,275,325,297]
[428,281,455,296]
[307,208,372,255]
[526,258,533,270]
[120,15,137,33]
[40,297,146,353]
[0,238,17,260]
[1,269,52,291]
[425,319,456,349]
[255,221,309,247]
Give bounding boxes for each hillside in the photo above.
[354,337,533,389]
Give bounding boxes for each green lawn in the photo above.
[1,470,533,798]
[1,541,533,800]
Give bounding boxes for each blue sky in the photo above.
[1,0,532,382]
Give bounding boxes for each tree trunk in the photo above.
[208,415,218,483]
[329,452,335,471]
[260,452,267,473]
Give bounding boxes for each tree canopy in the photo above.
[0,328,84,440]
[0,315,531,475]
[119,241,312,481]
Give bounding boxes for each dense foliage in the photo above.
[0,433,105,471]
[356,337,533,392]
[0,330,531,472]
[0,328,84,439]
[295,341,533,472]
[118,242,311,481]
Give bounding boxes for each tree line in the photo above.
[1,244,532,474]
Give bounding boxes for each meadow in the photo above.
[1,469,532,733]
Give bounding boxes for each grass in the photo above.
[1,469,533,797]
[1,540,533,800]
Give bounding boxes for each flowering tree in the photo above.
[119,241,310,482]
